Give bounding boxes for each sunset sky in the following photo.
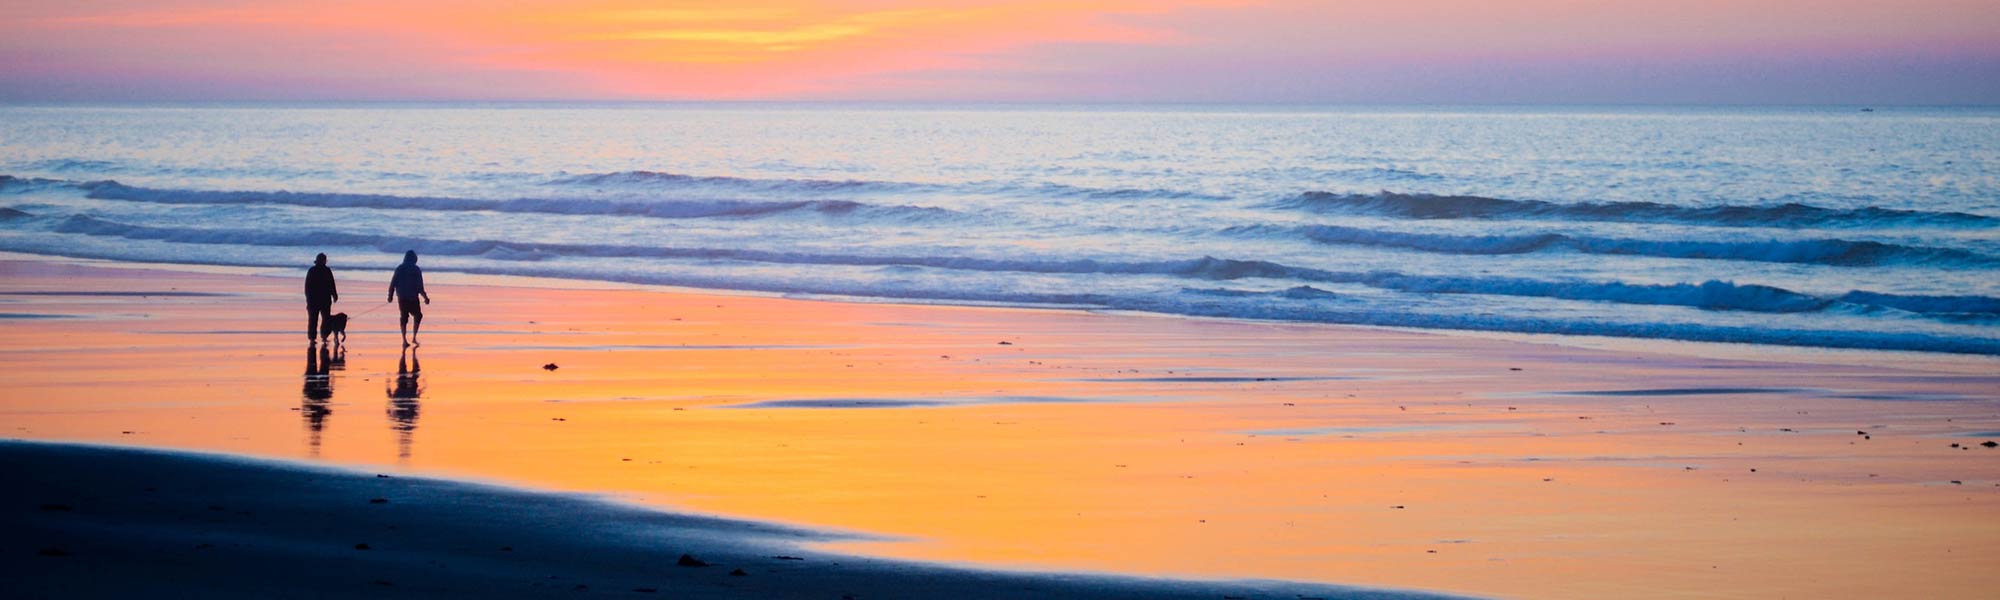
[3,0,1997,103]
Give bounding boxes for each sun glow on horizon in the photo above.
[2,0,1996,103]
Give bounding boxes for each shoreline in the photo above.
[2,255,1997,598]
[6,250,1993,374]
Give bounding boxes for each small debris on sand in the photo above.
[730,568,748,577]
[677,553,709,567]
[368,498,388,504]
[353,543,371,550]
[997,341,1012,345]
[633,587,658,593]
[1984,441,1998,448]
[771,556,805,561]
[543,363,559,371]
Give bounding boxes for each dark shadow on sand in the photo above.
[0,440,1466,600]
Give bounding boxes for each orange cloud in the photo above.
[2,0,1993,102]
[441,1,1218,96]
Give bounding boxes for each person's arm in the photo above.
[419,272,430,304]
[330,272,339,303]
[387,271,398,302]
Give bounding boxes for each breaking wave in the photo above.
[1269,224,1998,268]
[1272,191,2000,229]
[37,215,2000,322]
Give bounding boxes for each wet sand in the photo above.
[1,256,1997,598]
[0,440,1443,599]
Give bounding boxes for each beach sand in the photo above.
[0,440,1440,599]
[2,256,1997,598]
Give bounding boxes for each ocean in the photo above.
[1,104,1996,354]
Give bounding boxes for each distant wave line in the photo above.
[1244,223,2000,268]
[1270,190,2000,229]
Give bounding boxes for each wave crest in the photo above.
[1281,224,1998,268]
[1273,191,1999,229]
[68,180,956,222]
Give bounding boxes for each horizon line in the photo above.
[5,99,1995,109]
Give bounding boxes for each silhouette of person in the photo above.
[387,250,430,347]
[302,344,335,457]
[305,253,339,344]
[387,346,422,462]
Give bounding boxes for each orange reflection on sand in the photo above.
[2,258,1997,599]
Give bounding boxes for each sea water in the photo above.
[1,104,1995,353]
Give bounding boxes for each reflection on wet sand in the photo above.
[8,261,1999,600]
[299,344,339,457]
[386,347,421,462]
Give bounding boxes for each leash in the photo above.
[350,301,394,318]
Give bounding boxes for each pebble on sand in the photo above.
[543,363,559,371]
[677,553,709,567]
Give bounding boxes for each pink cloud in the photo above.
[1,0,1995,102]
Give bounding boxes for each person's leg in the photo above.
[307,308,322,342]
[410,313,422,346]
[399,311,411,346]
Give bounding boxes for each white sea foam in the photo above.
[1,105,1996,354]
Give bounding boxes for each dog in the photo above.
[319,312,348,345]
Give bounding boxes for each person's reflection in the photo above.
[302,345,334,457]
[386,346,422,462]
